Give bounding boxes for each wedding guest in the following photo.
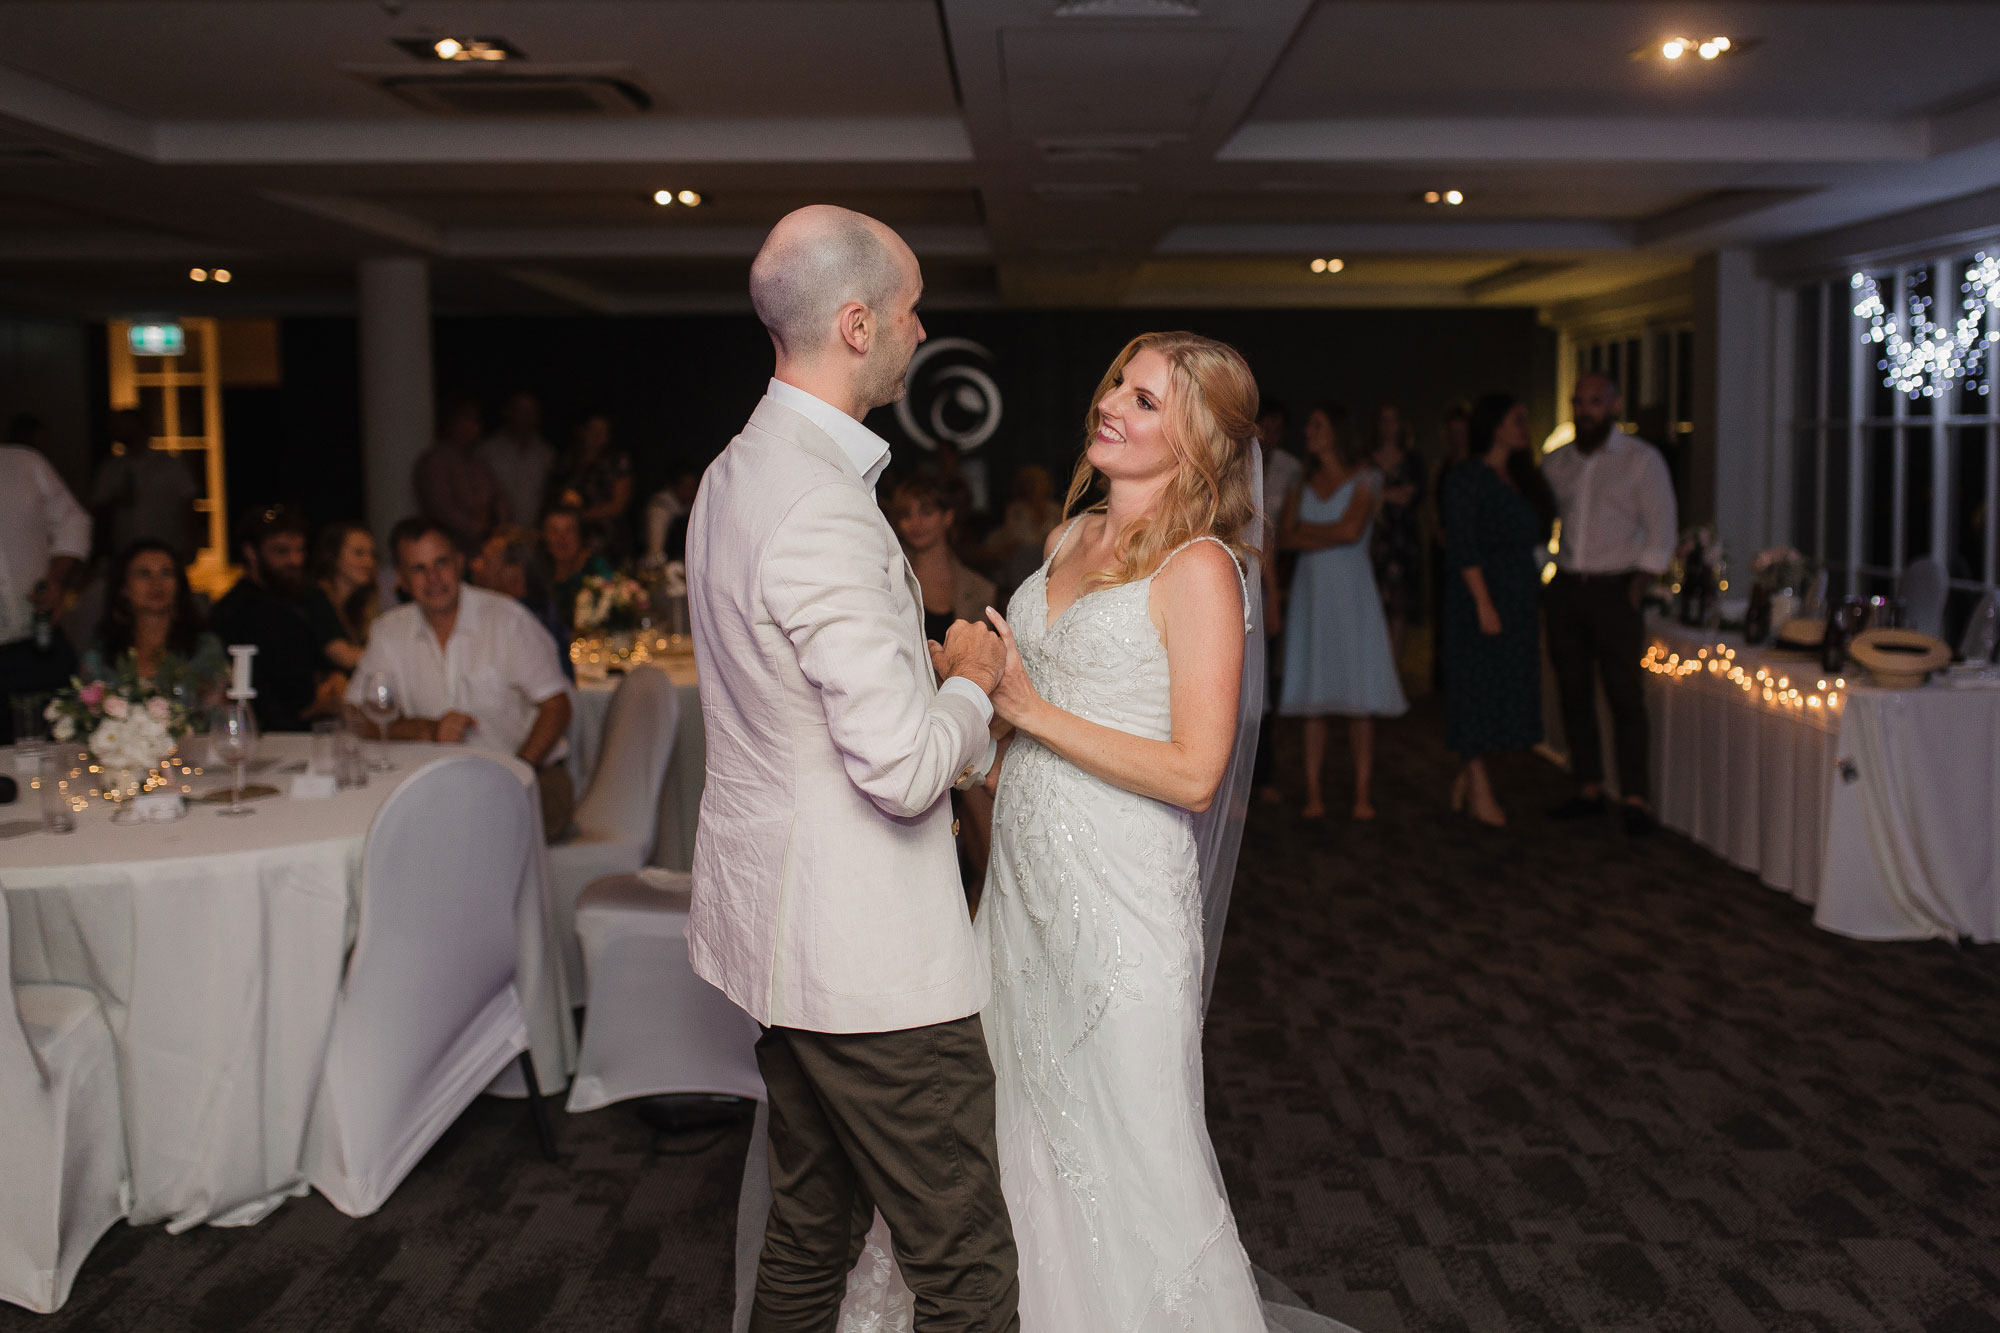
[893,471,999,900]
[210,504,327,732]
[546,412,634,557]
[1254,397,1301,803]
[1542,371,1677,835]
[1427,403,1473,692]
[1369,401,1427,664]
[1439,393,1557,827]
[641,469,701,565]
[85,539,224,690]
[0,438,90,740]
[90,408,199,563]
[470,524,572,680]
[1279,404,1407,820]
[479,390,556,527]
[542,505,612,637]
[414,397,503,552]
[349,517,576,840]
[303,522,380,684]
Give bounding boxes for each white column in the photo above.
[1693,249,1776,574]
[357,257,433,541]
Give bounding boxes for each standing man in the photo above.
[1541,372,1677,835]
[478,390,555,529]
[415,397,504,553]
[689,205,1018,1331]
[0,439,90,741]
[90,408,199,562]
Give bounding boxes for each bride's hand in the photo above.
[983,606,1041,730]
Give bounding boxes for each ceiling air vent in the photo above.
[375,73,652,117]
[1036,135,1179,163]
[1054,0,1199,16]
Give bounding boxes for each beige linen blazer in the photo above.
[686,396,991,1033]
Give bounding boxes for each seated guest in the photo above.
[84,539,225,693]
[640,469,700,565]
[349,517,576,840]
[210,504,325,732]
[545,412,634,558]
[303,522,380,689]
[0,431,89,740]
[470,524,573,680]
[542,505,611,636]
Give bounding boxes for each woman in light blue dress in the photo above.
[1279,404,1408,818]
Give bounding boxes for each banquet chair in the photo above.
[306,753,553,1219]
[566,869,765,1112]
[1899,555,1948,638]
[548,666,680,1008]
[0,900,129,1313]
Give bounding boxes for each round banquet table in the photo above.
[568,653,703,870]
[0,734,578,1232]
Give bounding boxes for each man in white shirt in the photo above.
[688,205,1017,1329]
[346,517,575,839]
[0,442,90,740]
[1541,372,1678,835]
[477,391,556,527]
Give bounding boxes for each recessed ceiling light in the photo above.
[653,189,704,207]
[677,190,702,206]
[189,268,207,282]
[1654,35,1736,62]
[653,190,674,206]
[1445,189,1464,205]
[1309,257,1344,274]
[1424,189,1465,206]
[394,35,525,63]
[1661,38,1686,59]
[212,268,232,284]
[433,38,463,60]
[1423,190,1441,204]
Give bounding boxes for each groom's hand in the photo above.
[936,618,1006,694]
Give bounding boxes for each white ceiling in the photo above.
[0,0,1998,315]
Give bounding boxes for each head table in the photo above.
[0,735,578,1233]
[1612,616,2000,942]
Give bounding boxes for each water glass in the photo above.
[359,671,398,771]
[310,719,341,776]
[10,691,49,765]
[38,753,75,834]
[335,725,368,789]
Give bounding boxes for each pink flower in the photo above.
[147,696,171,722]
[78,682,105,708]
[103,695,130,720]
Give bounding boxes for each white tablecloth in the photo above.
[0,735,577,1231]
[569,655,704,871]
[1638,619,2000,942]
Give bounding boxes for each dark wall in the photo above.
[256,307,1555,529]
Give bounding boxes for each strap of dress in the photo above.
[1156,535,1254,633]
[1044,515,1085,570]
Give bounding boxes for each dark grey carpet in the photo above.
[12,701,2000,1332]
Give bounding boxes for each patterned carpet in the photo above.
[12,701,2000,1332]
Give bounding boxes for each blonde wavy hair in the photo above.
[1062,331,1261,592]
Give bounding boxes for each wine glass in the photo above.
[211,700,259,817]
[359,670,398,771]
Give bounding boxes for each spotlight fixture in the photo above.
[1655,34,1735,61]
[189,267,208,282]
[1422,190,1465,206]
[1309,257,1344,274]
[652,189,705,207]
[393,35,525,63]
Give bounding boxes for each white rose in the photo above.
[104,695,130,720]
[52,716,74,742]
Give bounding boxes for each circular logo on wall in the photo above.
[896,337,1003,453]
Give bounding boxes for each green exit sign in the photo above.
[128,323,185,357]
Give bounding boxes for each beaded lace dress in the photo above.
[832,527,1351,1333]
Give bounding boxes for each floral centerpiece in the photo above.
[574,572,650,635]
[45,651,199,806]
[1751,545,1808,593]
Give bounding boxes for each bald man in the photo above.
[686,206,1019,1331]
[1541,372,1677,835]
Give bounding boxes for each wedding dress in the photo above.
[829,525,1353,1333]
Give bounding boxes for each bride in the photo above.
[738,332,1353,1332]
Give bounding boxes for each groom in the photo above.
[686,206,1021,1331]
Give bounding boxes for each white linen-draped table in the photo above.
[1639,619,2000,941]
[568,654,703,870]
[0,735,577,1232]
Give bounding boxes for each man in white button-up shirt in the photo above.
[0,442,90,740]
[1541,372,1678,834]
[345,517,575,838]
[688,205,1018,1330]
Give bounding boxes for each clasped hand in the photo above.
[926,612,1039,728]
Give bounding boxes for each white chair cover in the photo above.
[305,754,539,1218]
[566,870,765,1112]
[548,667,681,1008]
[1898,555,1948,638]
[1,899,129,1312]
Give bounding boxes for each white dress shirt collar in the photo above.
[766,378,892,489]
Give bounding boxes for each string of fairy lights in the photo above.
[1850,252,2000,399]
[1641,641,1845,718]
